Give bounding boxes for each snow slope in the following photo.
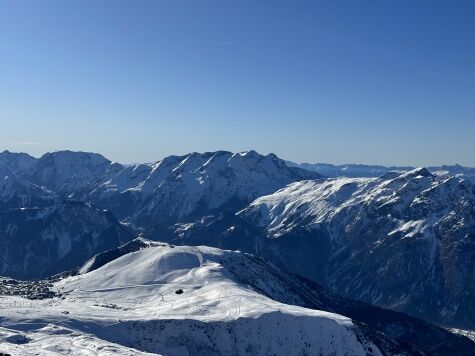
[0,242,418,356]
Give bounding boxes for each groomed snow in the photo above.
[0,244,384,355]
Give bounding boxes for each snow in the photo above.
[388,220,426,238]
[238,168,475,327]
[80,150,319,226]
[0,324,157,355]
[243,169,468,241]
[0,244,384,355]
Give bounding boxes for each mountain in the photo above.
[2,148,473,335]
[431,164,475,181]
[284,161,412,178]
[25,150,120,196]
[149,168,475,330]
[241,168,475,329]
[0,240,437,355]
[0,150,37,175]
[0,149,318,279]
[0,200,133,279]
[69,238,474,355]
[0,167,54,211]
[285,160,475,180]
[77,150,320,228]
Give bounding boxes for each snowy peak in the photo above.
[82,150,320,227]
[397,167,433,179]
[27,150,117,195]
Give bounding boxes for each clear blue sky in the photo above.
[1,0,474,166]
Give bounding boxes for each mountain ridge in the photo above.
[285,160,475,179]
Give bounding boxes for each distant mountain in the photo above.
[0,240,439,355]
[77,150,320,228]
[284,161,412,178]
[25,150,121,196]
[149,168,475,330]
[0,167,54,211]
[0,200,133,279]
[285,160,475,180]
[0,150,37,176]
[2,150,320,227]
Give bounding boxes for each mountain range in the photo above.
[285,160,475,180]
[0,149,474,354]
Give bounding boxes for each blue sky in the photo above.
[1,0,474,166]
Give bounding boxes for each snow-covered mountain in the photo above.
[0,149,318,279]
[0,201,133,279]
[77,150,320,228]
[285,160,475,180]
[0,240,446,355]
[2,150,319,228]
[242,169,475,329]
[25,150,121,196]
[1,148,474,340]
[151,168,475,330]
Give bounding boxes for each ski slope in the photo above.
[0,243,412,355]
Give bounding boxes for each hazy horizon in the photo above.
[2,147,474,169]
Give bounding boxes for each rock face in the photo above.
[0,201,133,279]
[153,169,475,329]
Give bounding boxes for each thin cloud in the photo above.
[217,41,232,47]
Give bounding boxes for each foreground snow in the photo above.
[0,243,407,355]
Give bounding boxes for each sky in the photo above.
[0,0,474,166]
